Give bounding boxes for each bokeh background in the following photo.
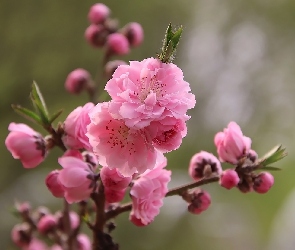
[1,0,295,249]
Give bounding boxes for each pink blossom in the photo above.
[188,189,211,215]
[45,170,65,198]
[63,149,83,160]
[129,156,171,226]
[77,234,91,250]
[105,188,126,203]
[214,121,252,164]
[58,156,96,203]
[122,22,144,47]
[82,150,99,170]
[37,214,57,234]
[188,151,222,181]
[88,3,110,24]
[253,172,274,194]
[65,68,91,94]
[100,166,131,190]
[87,102,158,176]
[15,201,31,214]
[5,123,46,168]
[219,169,240,190]
[62,102,94,150]
[50,245,63,250]
[106,33,130,55]
[105,58,196,129]
[55,210,80,231]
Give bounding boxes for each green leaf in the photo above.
[171,26,183,50]
[260,145,287,166]
[163,23,173,49]
[49,109,63,124]
[262,166,282,171]
[30,82,50,125]
[12,104,42,125]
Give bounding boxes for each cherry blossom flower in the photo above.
[105,57,196,129]
[129,156,171,226]
[5,123,46,168]
[87,102,158,176]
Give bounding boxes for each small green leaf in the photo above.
[30,81,49,116]
[171,26,183,50]
[49,109,63,124]
[163,23,173,49]
[82,213,90,223]
[260,145,287,166]
[263,166,282,171]
[12,104,42,125]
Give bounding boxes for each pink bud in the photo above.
[100,166,131,191]
[188,151,222,181]
[188,190,211,215]
[65,68,91,95]
[26,238,48,250]
[88,3,110,24]
[58,156,96,203]
[45,170,65,198]
[214,121,251,164]
[37,214,57,234]
[5,123,46,168]
[253,172,274,194]
[51,245,63,250]
[77,234,91,250]
[82,151,99,170]
[219,169,240,190]
[55,210,79,231]
[106,33,130,55]
[248,149,258,163]
[85,24,108,47]
[15,201,31,214]
[122,22,144,47]
[104,60,127,80]
[11,223,31,248]
[69,211,80,230]
[105,188,126,203]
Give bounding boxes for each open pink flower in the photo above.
[129,156,171,226]
[214,122,251,164]
[62,102,94,150]
[87,102,158,176]
[5,123,46,168]
[105,57,196,129]
[58,156,97,203]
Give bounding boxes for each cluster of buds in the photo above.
[65,3,144,95]
[11,202,90,250]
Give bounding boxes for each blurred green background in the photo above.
[1,0,295,249]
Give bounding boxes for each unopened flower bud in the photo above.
[121,22,144,47]
[65,69,92,95]
[248,149,258,163]
[85,24,108,47]
[106,33,130,55]
[37,214,57,234]
[15,201,31,214]
[11,223,31,248]
[45,170,65,198]
[82,151,99,170]
[214,122,252,164]
[34,206,51,221]
[5,123,46,168]
[219,169,240,190]
[188,189,211,215]
[104,60,127,79]
[78,234,91,250]
[88,3,110,24]
[55,210,80,231]
[188,151,222,181]
[253,172,274,194]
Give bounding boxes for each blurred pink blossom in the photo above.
[88,3,110,24]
